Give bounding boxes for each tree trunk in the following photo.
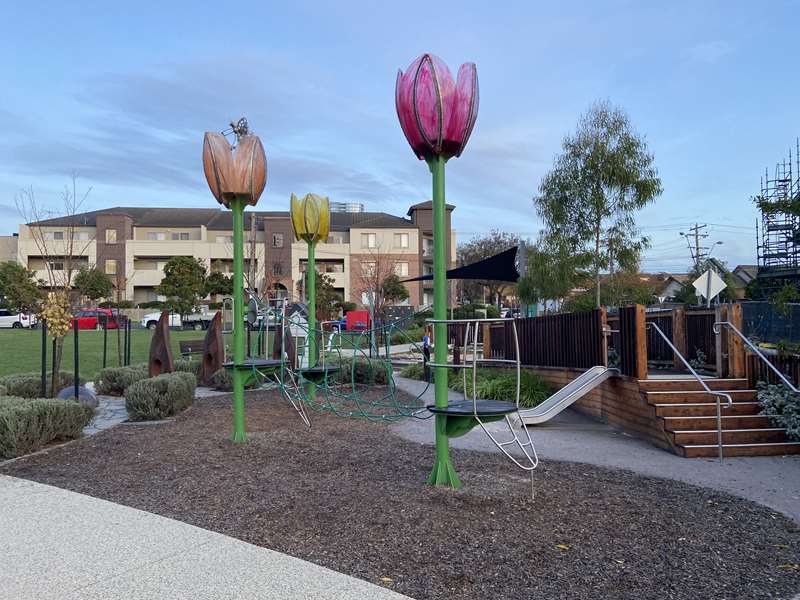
[594,222,602,308]
[50,337,64,397]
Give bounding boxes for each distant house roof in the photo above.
[732,264,758,284]
[28,206,418,231]
[406,200,455,216]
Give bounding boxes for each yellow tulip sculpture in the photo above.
[290,193,330,244]
[290,193,330,396]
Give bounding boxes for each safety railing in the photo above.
[713,320,799,393]
[646,322,732,461]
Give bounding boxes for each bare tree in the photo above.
[16,174,95,394]
[353,248,410,324]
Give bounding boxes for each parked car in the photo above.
[72,308,119,330]
[0,309,36,329]
[140,309,213,331]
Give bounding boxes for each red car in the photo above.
[72,308,119,330]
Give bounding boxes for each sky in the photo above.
[0,0,798,272]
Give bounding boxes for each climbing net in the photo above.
[241,295,434,426]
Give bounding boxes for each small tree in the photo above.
[354,251,411,323]
[296,271,340,320]
[205,270,233,303]
[157,256,207,317]
[517,239,588,313]
[534,100,662,308]
[457,230,521,306]
[0,261,43,312]
[73,267,114,304]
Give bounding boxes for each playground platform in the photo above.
[0,475,410,600]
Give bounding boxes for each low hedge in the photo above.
[94,364,149,396]
[400,363,552,408]
[125,372,196,421]
[0,396,94,459]
[0,372,80,399]
[174,357,201,380]
[758,382,800,441]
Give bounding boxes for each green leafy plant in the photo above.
[0,396,93,459]
[688,348,708,372]
[94,364,149,396]
[757,382,800,441]
[0,372,80,399]
[125,371,196,421]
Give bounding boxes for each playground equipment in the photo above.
[202,119,267,443]
[519,366,619,425]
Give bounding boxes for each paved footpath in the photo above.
[0,475,411,600]
[393,376,800,523]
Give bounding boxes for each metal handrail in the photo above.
[646,322,732,461]
[713,320,799,393]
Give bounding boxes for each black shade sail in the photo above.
[402,246,519,283]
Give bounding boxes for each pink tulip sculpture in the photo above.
[396,53,478,488]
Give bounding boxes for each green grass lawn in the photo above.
[0,328,240,381]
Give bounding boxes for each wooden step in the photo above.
[672,428,789,446]
[662,415,774,431]
[683,442,800,458]
[645,390,756,404]
[654,402,761,417]
[639,378,750,392]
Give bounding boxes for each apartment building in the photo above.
[7,202,456,309]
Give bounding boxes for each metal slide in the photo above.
[519,366,618,426]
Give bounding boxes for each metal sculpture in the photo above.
[199,311,224,386]
[396,53,479,488]
[202,121,267,442]
[148,310,174,377]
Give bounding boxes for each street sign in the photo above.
[692,269,726,302]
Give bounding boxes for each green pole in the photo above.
[231,198,246,443]
[426,155,461,488]
[307,240,317,401]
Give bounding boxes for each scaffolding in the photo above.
[756,139,800,294]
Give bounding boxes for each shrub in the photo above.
[331,357,390,385]
[0,372,80,399]
[174,357,201,381]
[390,325,424,346]
[758,382,800,441]
[0,396,94,459]
[125,372,196,421]
[399,363,551,408]
[94,364,149,396]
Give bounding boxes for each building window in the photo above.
[73,231,90,241]
[48,261,64,271]
[361,261,376,276]
[44,231,64,241]
[272,233,284,248]
[105,259,117,275]
[394,262,409,277]
[272,263,283,276]
[361,233,377,249]
[216,235,233,244]
[394,233,409,249]
[105,229,117,244]
[146,232,166,241]
[171,232,190,241]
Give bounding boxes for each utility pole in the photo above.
[680,223,723,306]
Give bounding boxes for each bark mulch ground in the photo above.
[3,390,800,600]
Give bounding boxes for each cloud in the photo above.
[684,41,734,65]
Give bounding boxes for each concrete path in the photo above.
[82,396,128,436]
[0,475,411,600]
[393,376,800,523]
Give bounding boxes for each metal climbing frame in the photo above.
[427,318,539,473]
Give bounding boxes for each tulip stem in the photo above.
[307,240,317,402]
[231,197,246,443]
[426,154,461,489]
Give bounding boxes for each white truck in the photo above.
[140,308,215,331]
[0,309,36,329]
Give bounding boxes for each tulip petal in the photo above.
[396,64,426,159]
[233,135,267,207]
[412,54,455,154]
[444,62,479,157]
[202,133,233,205]
[290,193,305,241]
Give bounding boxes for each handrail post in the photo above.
[647,321,731,462]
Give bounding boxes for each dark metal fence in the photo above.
[645,310,673,364]
[685,309,716,369]
[487,309,605,369]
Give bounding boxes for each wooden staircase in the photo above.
[640,378,800,458]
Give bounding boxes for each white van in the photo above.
[0,309,35,328]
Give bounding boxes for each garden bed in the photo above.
[2,390,799,600]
